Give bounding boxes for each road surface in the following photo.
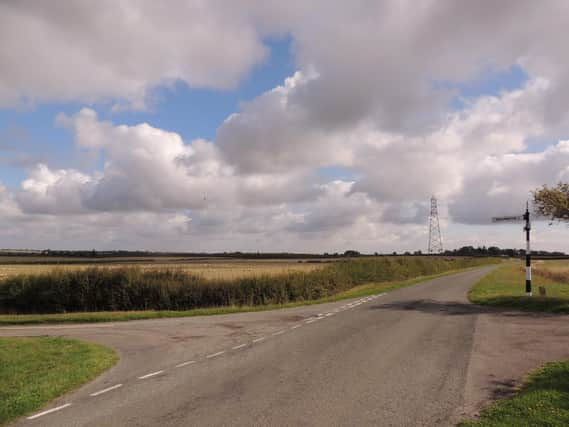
[2,267,496,426]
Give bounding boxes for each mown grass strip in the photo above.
[460,360,569,426]
[0,266,487,325]
[469,263,569,313]
[0,336,117,426]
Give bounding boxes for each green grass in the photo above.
[460,360,569,426]
[0,266,481,325]
[0,337,117,425]
[469,263,569,313]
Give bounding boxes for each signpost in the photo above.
[492,202,532,296]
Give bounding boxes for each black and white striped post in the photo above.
[492,202,532,297]
[523,202,532,296]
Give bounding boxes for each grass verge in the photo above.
[0,266,484,325]
[460,360,569,426]
[468,263,569,313]
[0,336,117,425]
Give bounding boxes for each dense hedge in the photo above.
[0,257,498,314]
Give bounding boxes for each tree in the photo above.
[533,183,569,222]
[343,250,360,257]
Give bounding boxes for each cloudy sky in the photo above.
[1,0,569,253]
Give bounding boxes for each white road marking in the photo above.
[232,343,247,350]
[305,319,317,324]
[90,384,123,397]
[206,351,225,359]
[291,324,302,329]
[27,404,72,420]
[175,360,196,368]
[252,337,266,343]
[138,370,164,379]
[325,313,334,317]
[272,330,285,336]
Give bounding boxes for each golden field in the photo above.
[0,257,324,281]
[533,259,569,284]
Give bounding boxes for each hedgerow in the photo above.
[0,257,498,314]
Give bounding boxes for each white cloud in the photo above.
[16,109,322,214]
[3,1,569,252]
[0,0,267,108]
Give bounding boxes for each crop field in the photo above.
[533,259,569,284]
[0,256,499,316]
[0,257,324,281]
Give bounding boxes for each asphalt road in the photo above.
[2,266,496,427]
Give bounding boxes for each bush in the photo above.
[0,257,498,314]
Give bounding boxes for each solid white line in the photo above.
[232,343,247,350]
[272,330,285,336]
[206,351,225,359]
[138,370,164,379]
[252,337,266,343]
[90,384,123,397]
[291,324,302,329]
[27,404,72,420]
[175,360,196,368]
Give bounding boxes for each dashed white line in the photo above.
[90,384,123,397]
[138,370,164,379]
[175,360,196,368]
[206,351,226,359]
[27,403,72,420]
[305,319,317,324]
[232,343,247,350]
[272,330,285,336]
[325,312,334,317]
[291,324,302,329]
[252,337,266,343]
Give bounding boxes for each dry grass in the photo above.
[533,259,569,284]
[0,259,323,281]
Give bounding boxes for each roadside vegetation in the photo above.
[0,337,117,426]
[0,257,498,324]
[469,262,569,313]
[0,266,479,325]
[460,360,569,426]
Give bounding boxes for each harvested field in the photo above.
[533,259,569,284]
[0,258,324,281]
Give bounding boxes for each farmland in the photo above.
[0,257,324,281]
[0,256,499,317]
[534,259,569,284]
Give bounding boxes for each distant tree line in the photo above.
[0,247,565,260]
[440,246,566,258]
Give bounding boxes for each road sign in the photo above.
[492,215,524,222]
[492,203,532,296]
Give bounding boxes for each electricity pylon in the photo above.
[428,196,444,254]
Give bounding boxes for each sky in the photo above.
[1,0,569,253]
